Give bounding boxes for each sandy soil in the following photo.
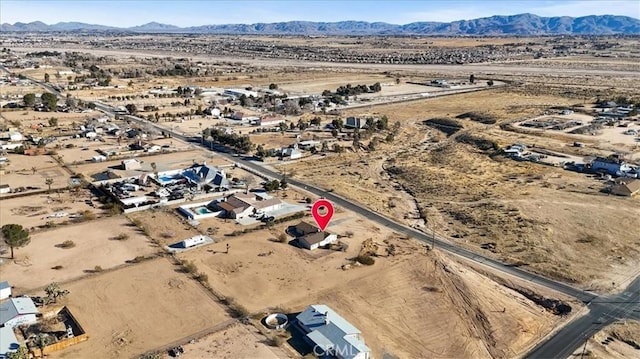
[175,211,566,358]
[51,258,230,359]
[0,153,71,193]
[127,209,201,247]
[1,216,158,292]
[0,189,105,229]
[282,90,640,291]
[163,323,285,359]
[569,321,640,359]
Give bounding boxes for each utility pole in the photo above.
[579,335,590,359]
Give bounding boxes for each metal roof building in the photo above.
[296,304,370,359]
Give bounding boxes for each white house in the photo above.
[0,185,10,195]
[0,297,39,328]
[0,282,11,300]
[296,304,370,359]
[92,155,107,162]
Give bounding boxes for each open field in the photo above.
[175,211,570,358]
[51,257,230,359]
[0,153,71,193]
[0,188,106,229]
[162,322,283,359]
[1,108,101,128]
[281,89,640,290]
[1,216,158,292]
[569,321,640,358]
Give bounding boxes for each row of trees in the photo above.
[322,82,383,98]
[203,127,254,153]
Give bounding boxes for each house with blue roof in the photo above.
[296,304,370,359]
[179,163,229,191]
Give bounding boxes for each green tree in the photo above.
[6,345,29,359]
[48,117,58,127]
[268,83,278,90]
[255,144,266,158]
[44,73,50,82]
[41,92,58,111]
[23,93,36,107]
[469,74,475,84]
[280,177,288,189]
[44,282,69,304]
[487,80,494,86]
[34,333,50,358]
[125,103,137,114]
[2,224,30,259]
[45,177,54,192]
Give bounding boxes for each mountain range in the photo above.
[2,14,639,35]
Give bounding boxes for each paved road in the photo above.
[24,72,639,359]
[526,276,640,358]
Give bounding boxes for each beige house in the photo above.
[610,179,640,197]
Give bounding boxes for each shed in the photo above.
[0,281,11,300]
[92,155,107,162]
[121,159,142,170]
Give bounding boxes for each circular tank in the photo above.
[264,313,288,329]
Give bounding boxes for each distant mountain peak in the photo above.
[1,14,639,35]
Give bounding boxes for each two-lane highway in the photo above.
[24,77,639,359]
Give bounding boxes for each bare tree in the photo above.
[241,175,255,194]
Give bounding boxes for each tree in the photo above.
[255,144,266,158]
[34,333,50,358]
[321,141,329,152]
[487,80,494,86]
[331,118,344,130]
[280,177,288,189]
[469,74,475,84]
[44,73,50,83]
[268,83,278,90]
[23,93,36,107]
[263,179,281,192]
[150,162,158,179]
[125,103,137,114]
[241,175,255,194]
[44,282,69,304]
[41,92,58,111]
[6,345,28,359]
[45,177,54,192]
[48,117,58,127]
[2,224,30,259]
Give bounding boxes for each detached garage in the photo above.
[299,232,338,251]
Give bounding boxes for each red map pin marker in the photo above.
[311,199,334,231]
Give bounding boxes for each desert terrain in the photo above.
[1,33,638,359]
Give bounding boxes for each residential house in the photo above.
[610,179,640,197]
[345,117,366,129]
[0,185,10,195]
[0,297,39,328]
[0,326,19,358]
[216,192,283,219]
[591,157,632,176]
[258,115,285,126]
[180,164,229,191]
[290,221,338,250]
[230,111,245,121]
[296,304,370,359]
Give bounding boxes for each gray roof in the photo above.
[296,305,370,359]
[0,282,9,290]
[0,326,20,355]
[0,297,38,326]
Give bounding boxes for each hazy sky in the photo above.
[1,0,639,27]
